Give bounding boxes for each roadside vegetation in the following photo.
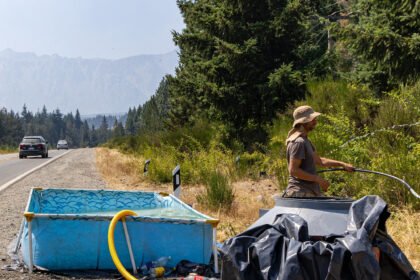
[0,0,415,271]
[100,79,420,270]
[96,139,420,271]
[99,0,419,270]
[0,145,15,154]
[105,80,420,209]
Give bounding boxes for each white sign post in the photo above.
[172,165,181,198]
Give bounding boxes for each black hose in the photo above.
[318,168,420,199]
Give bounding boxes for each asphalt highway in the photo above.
[0,150,69,187]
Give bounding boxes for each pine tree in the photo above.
[112,119,125,138]
[338,0,420,93]
[98,116,109,143]
[75,109,83,130]
[125,107,137,135]
[81,120,91,147]
[170,0,325,145]
[51,109,64,145]
[90,125,98,147]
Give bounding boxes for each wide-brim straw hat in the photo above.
[286,105,321,144]
[292,105,321,128]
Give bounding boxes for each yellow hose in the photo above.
[108,210,137,280]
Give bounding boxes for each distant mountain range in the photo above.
[0,49,178,115]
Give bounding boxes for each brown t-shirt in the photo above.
[286,136,321,196]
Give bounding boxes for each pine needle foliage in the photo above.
[337,0,420,93]
[169,0,332,146]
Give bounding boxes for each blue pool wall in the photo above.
[27,189,191,214]
[22,188,214,270]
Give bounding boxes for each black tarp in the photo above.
[220,195,419,280]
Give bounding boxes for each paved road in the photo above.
[0,148,110,279]
[0,150,69,187]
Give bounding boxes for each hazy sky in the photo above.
[0,0,185,59]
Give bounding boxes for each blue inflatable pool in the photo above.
[21,188,217,271]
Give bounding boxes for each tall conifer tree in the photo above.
[170,0,328,145]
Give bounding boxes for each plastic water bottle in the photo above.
[155,256,171,267]
[150,266,165,278]
[140,261,153,275]
[140,256,171,276]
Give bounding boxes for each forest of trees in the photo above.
[0,105,125,149]
[103,0,419,208]
[1,0,419,156]
[123,0,419,150]
[124,76,170,136]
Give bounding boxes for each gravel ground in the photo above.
[0,148,121,280]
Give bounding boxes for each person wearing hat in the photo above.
[284,105,354,197]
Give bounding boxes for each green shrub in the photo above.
[269,158,289,192]
[305,79,379,128]
[145,145,178,183]
[106,79,419,209]
[0,145,16,154]
[142,139,235,185]
[235,152,266,179]
[268,79,419,208]
[197,171,235,211]
[107,120,236,185]
[373,81,420,140]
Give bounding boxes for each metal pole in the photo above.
[28,220,33,273]
[24,212,34,273]
[122,217,138,275]
[13,218,25,254]
[213,227,219,274]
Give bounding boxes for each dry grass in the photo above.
[95,148,278,240]
[387,207,420,271]
[96,148,163,191]
[95,147,419,272]
[95,147,143,189]
[181,179,278,241]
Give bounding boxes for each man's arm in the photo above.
[313,152,355,171]
[289,157,330,191]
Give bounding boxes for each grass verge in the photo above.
[387,206,420,271]
[0,147,16,154]
[95,147,419,272]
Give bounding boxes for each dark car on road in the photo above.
[19,136,49,159]
[56,139,69,150]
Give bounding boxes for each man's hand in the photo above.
[317,176,330,191]
[342,163,355,172]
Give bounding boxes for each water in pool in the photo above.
[81,208,203,220]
